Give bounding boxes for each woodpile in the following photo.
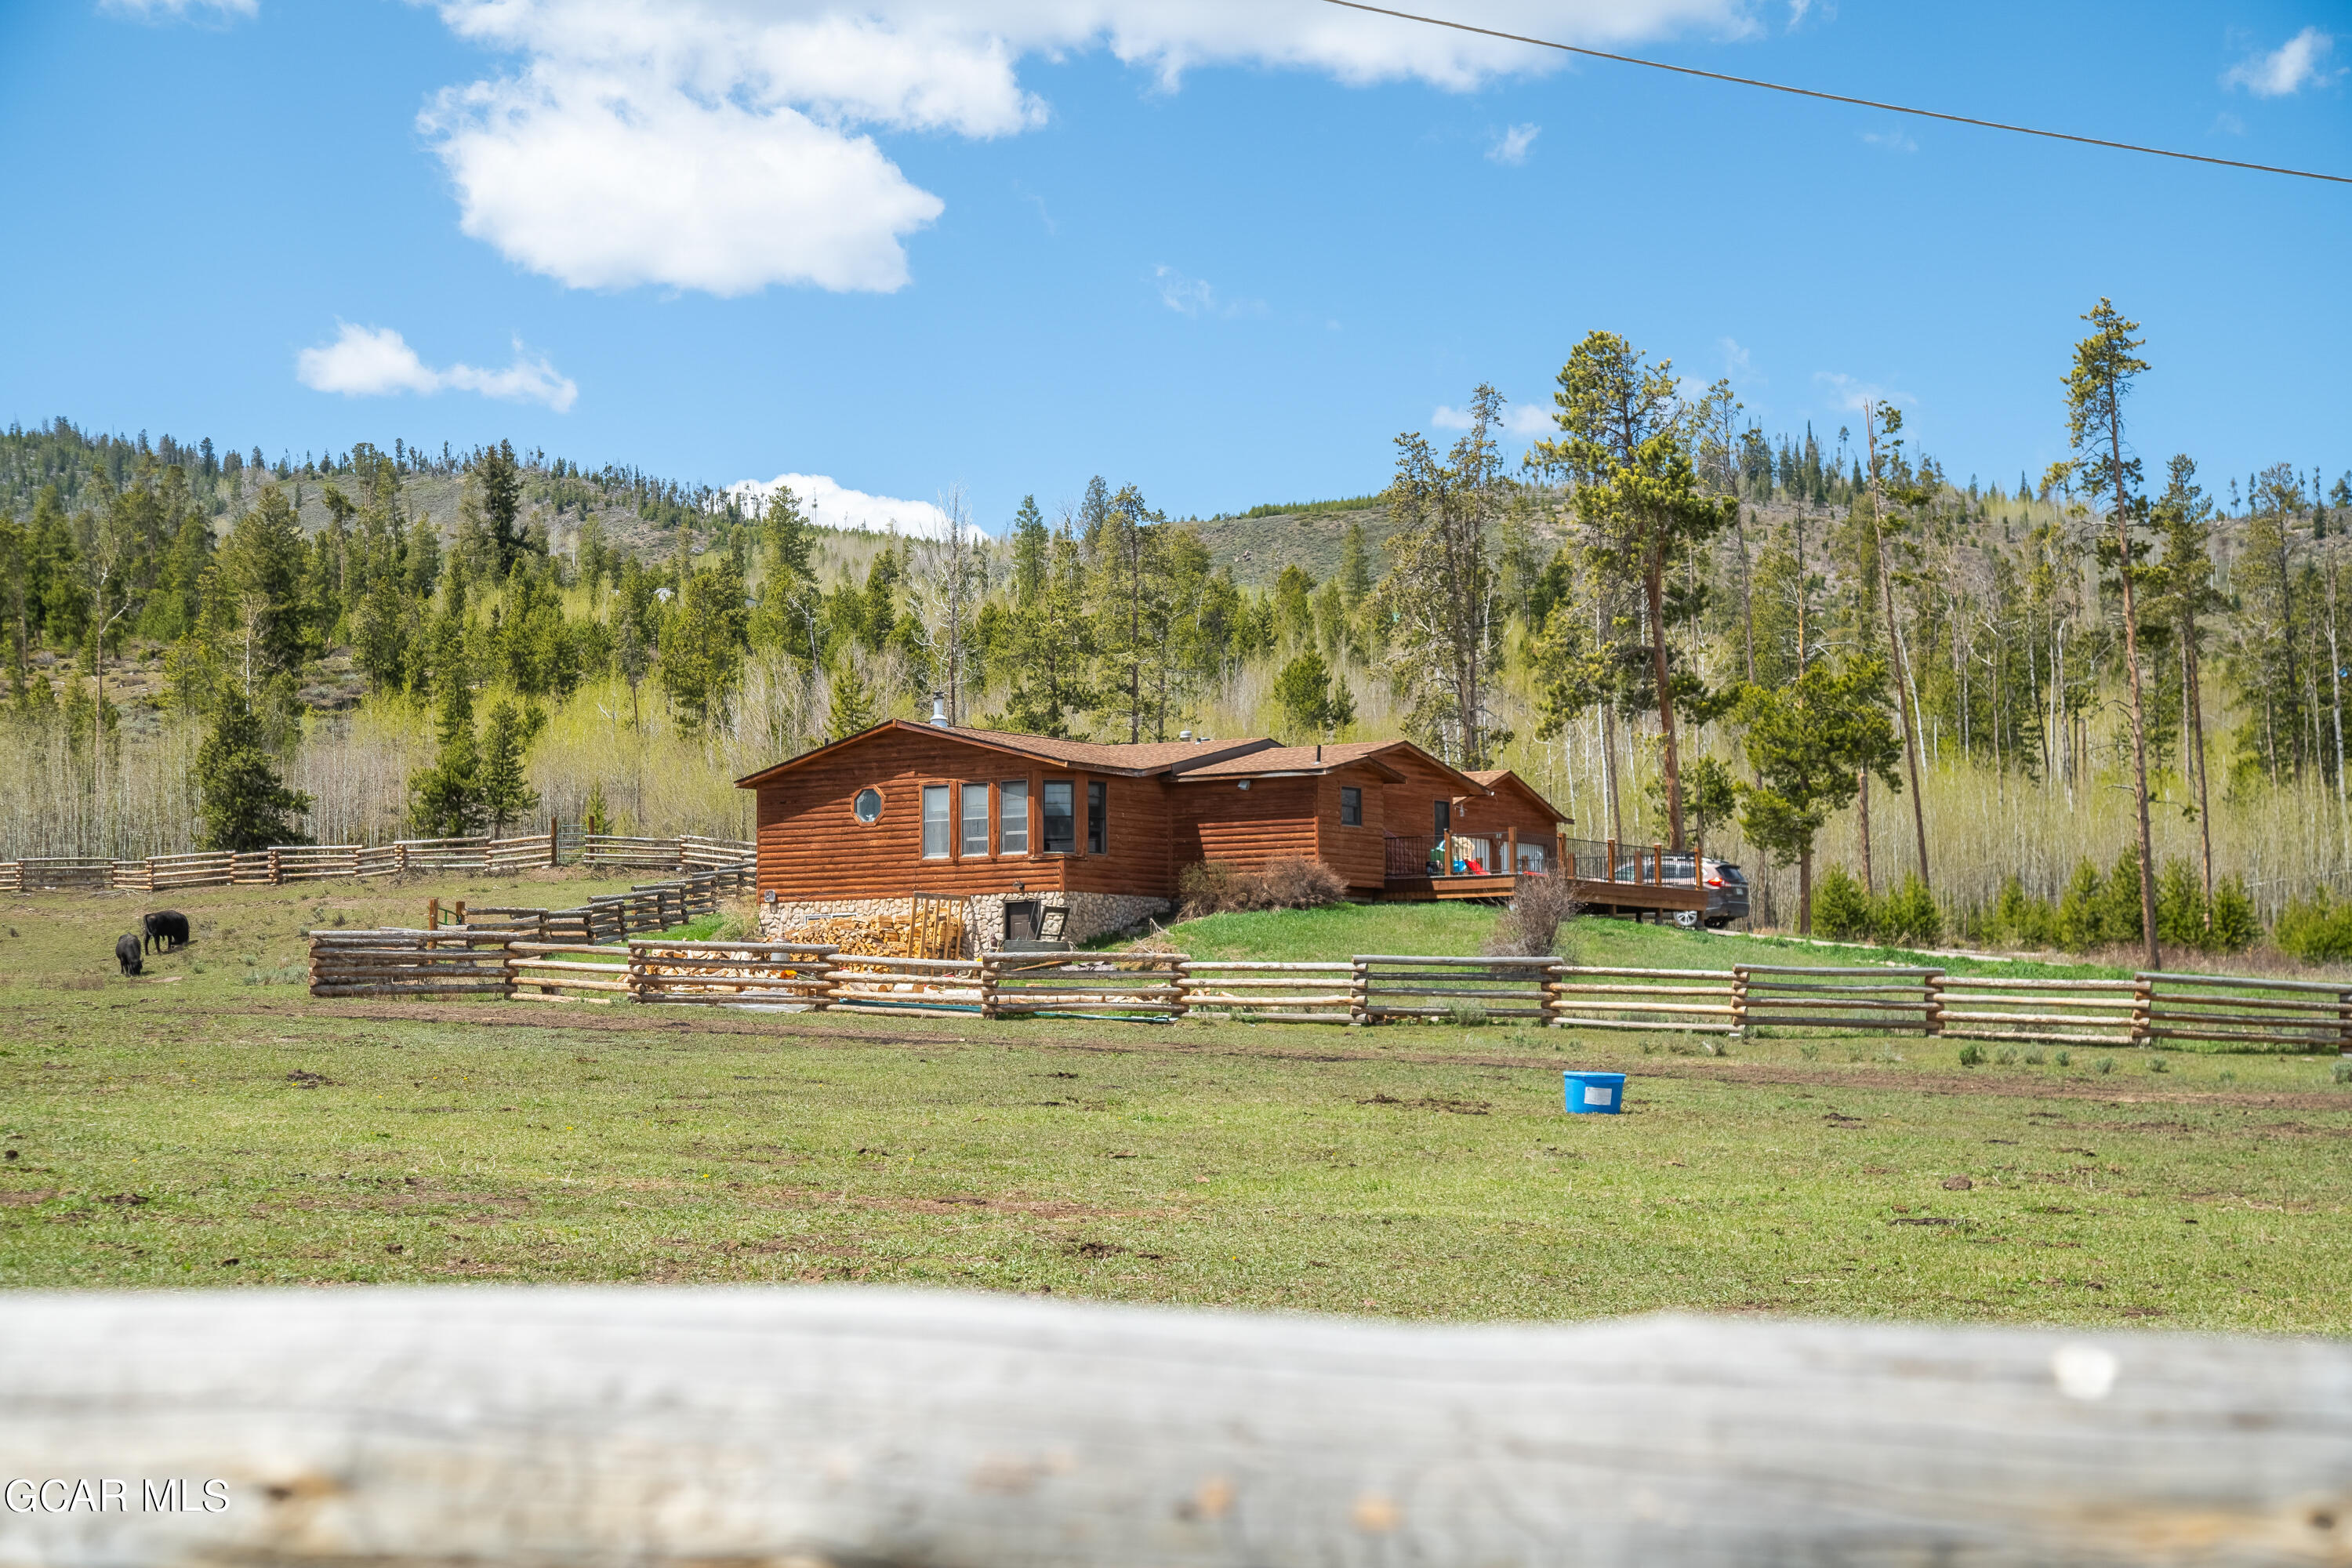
[781,907,965,960]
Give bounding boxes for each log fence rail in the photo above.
[303,938,2352,1051]
[2,826,753,894]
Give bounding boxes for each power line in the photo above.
[1319,0,2352,187]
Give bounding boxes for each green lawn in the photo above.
[3,880,2348,1329]
[1157,900,2133,981]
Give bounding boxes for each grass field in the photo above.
[3,877,2348,1331]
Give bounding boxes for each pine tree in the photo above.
[1011,495,1048,607]
[1736,657,1902,933]
[826,652,880,741]
[408,679,483,837]
[477,699,543,837]
[1273,650,1356,742]
[195,684,313,851]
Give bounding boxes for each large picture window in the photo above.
[1042,780,1075,853]
[1086,780,1107,855]
[999,781,1029,854]
[960,783,990,856]
[921,785,951,859]
[1340,786,1362,826]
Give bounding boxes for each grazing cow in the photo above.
[116,935,143,977]
[143,910,191,953]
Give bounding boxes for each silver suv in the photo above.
[1611,853,1751,928]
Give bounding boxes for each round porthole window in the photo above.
[852,788,883,824]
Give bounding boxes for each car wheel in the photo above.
[1671,909,1701,930]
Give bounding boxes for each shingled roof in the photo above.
[1172,741,1407,781]
[734,720,1279,788]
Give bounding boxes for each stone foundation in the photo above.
[757,891,1171,956]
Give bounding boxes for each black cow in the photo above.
[116,935,143,976]
[143,910,191,953]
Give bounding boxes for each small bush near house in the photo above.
[1177,857,1347,918]
[1812,866,1874,942]
[1483,871,1581,957]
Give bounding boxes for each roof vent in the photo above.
[929,691,949,727]
[1180,730,1193,742]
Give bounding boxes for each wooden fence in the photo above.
[301,938,2352,1049]
[0,827,753,893]
[8,1289,2350,1566]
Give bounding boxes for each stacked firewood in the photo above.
[782,909,964,959]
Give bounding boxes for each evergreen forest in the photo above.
[5,304,2350,962]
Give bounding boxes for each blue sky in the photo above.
[3,0,2347,532]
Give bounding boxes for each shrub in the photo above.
[1813,866,1874,941]
[2274,886,2352,963]
[2332,1059,2351,1085]
[1178,857,1346,918]
[1484,871,1581,956]
[1956,1044,1984,1067]
[2155,858,2205,946]
[1878,873,1942,949]
[2098,848,2147,946]
[2209,874,2261,953]
[2054,858,2106,952]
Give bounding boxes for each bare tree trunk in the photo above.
[1857,769,1873,893]
[2110,415,2161,969]
[2188,633,2212,926]
[1736,503,1756,684]
[1798,844,1813,936]
[1646,547,1684,850]
[1865,405,1930,891]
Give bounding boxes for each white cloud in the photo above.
[1152,264,1263,318]
[1861,127,1917,153]
[728,473,963,539]
[2223,27,2342,96]
[1813,370,1913,416]
[1432,401,1552,435]
[296,323,579,412]
[1487,122,1541,165]
[1719,336,1752,377]
[100,0,255,19]
[422,0,1755,296]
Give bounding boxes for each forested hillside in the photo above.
[4,307,2349,960]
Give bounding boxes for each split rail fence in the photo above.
[0,829,753,893]
[299,941,2352,1050]
[15,1290,2352,1567]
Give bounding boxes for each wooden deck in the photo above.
[1382,874,1708,914]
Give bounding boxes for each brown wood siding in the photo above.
[753,728,1178,901]
[1313,766,1388,890]
[1377,752,1472,852]
[1171,777,1319,873]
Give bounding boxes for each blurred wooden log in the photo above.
[4,1291,2350,1567]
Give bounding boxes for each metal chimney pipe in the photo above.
[930,692,949,727]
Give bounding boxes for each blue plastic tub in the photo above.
[1563,1070,1626,1114]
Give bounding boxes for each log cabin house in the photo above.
[735,713,1572,949]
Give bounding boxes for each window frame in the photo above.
[1086,779,1107,855]
[959,782,991,859]
[1339,786,1362,827]
[920,784,952,860]
[1041,778,1076,855]
[851,786,884,826]
[998,779,1030,855]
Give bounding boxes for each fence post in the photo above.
[1925,971,1945,1037]
[1652,844,1664,885]
[1349,957,1370,1025]
[2132,973,2154,1047]
[502,941,519,1000]
[2339,985,2352,1055]
[1169,958,1191,1021]
[1542,960,1567,1027]
[397,842,409,877]
[1732,967,1750,1036]
[455,900,466,927]
[268,847,282,885]
[978,956,998,1020]
[426,898,440,930]
[548,818,559,869]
